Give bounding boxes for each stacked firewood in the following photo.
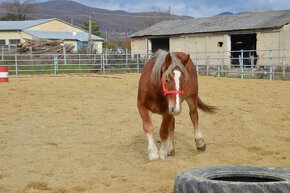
[17,39,75,54]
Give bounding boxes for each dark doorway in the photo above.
[231,34,257,67]
[150,37,169,53]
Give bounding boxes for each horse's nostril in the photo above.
[171,107,175,112]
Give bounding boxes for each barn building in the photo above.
[130,10,290,67]
[0,18,104,53]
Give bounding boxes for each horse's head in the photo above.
[161,52,190,116]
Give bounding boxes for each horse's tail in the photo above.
[197,96,217,114]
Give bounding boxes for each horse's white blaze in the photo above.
[146,133,159,160]
[173,70,182,112]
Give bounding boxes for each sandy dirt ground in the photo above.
[0,74,290,193]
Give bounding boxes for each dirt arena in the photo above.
[0,74,290,193]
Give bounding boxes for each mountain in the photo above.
[216,12,234,16]
[1,0,191,41]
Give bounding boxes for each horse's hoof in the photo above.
[160,154,166,160]
[148,153,159,161]
[195,139,206,152]
[167,150,175,156]
[197,143,206,152]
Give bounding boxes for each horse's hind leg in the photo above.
[159,114,175,160]
[137,103,159,161]
[187,98,207,151]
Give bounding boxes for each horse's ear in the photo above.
[163,53,172,70]
[181,54,190,66]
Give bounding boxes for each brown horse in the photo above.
[137,50,216,161]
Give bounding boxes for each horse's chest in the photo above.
[144,95,168,114]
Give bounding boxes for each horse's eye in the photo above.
[165,79,170,84]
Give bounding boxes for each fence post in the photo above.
[206,55,209,76]
[101,54,103,73]
[29,47,33,65]
[54,54,58,76]
[104,53,107,74]
[250,55,255,78]
[217,52,220,77]
[78,54,81,70]
[137,54,139,73]
[125,49,128,67]
[282,54,286,79]
[239,49,244,79]
[195,54,199,75]
[269,49,273,80]
[15,54,18,76]
[63,46,67,66]
[1,46,4,61]
[102,53,105,74]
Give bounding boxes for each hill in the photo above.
[0,0,190,41]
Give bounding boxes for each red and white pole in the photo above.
[0,66,9,82]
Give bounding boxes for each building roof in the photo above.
[24,30,104,42]
[0,18,104,42]
[0,18,56,30]
[130,9,290,38]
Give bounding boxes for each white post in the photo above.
[206,56,209,76]
[1,46,4,61]
[137,54,139,73]
[78,54,81,70]
[125,49,128,67]
[54,54,58,76]
[63,45,67,65]
[195,54,199,75]
[217,52,220,78]
[282,54,286,79]
[240,50,244,79]
[15,54,18,76]
[250,55,255,78]
[102,53,105,74]
[269,49,273,80]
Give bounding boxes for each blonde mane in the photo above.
[151,50,188,86]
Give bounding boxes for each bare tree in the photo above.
[2,0,36,20]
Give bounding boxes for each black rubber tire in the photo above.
[174,166,290,193]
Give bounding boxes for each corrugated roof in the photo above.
[0,18,56,30]
[130,9,290,38]
[24,30,104,42]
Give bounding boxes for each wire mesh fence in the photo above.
[0,49,289,80]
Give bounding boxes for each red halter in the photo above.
[161,75,184,96]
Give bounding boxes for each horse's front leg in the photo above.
[187,98,207,151]
[137,103,159,161]
[159,114,175,160]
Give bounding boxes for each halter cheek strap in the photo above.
[161,76,184,96]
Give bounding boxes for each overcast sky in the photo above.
[74,0,290,18]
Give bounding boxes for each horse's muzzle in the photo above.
[169,106,182,116]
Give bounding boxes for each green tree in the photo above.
[82,20,104,38]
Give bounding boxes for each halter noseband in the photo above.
[161,75,184,96]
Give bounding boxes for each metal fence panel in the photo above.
[0,49,289,80]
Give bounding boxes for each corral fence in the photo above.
[191,49,290,80]
[0,53,146,75]
[0,49,289,80]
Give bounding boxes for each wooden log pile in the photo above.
[17,39,75,54]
